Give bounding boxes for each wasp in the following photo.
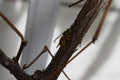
[56,28,74,50]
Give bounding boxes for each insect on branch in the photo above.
[0,0,112,80]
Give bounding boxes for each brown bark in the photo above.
[0,49,33,80]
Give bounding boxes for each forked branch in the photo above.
[0,0,111,80]
[0,49,33,80]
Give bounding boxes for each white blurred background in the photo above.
[0,0,120,80]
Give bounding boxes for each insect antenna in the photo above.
[68,0,84,8]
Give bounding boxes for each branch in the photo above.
[0,49,33,80]
[0,0,109,80]
[44,0,106,80]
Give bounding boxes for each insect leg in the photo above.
[54,33,63,43]
[68,0,84,8]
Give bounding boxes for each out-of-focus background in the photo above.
[0,0,120,80]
